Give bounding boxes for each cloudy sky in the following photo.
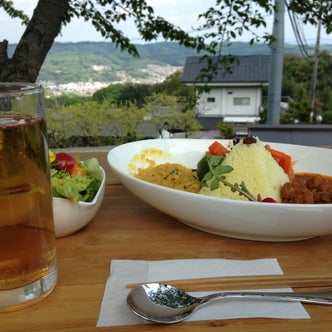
[0,0,330,45]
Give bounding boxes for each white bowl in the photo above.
[107,139,332,242]
[53,166,106,238]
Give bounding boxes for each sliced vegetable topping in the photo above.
[264,145,294,179]
[207,141,229,157]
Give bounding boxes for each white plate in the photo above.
[107,139,332,242]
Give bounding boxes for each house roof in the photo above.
[181,54,270,84]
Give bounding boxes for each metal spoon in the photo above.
[127,283,332,324]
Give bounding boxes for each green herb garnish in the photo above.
[197,155,257,201]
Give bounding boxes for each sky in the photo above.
[0,0,330,45]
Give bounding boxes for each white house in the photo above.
[181,55,270,129]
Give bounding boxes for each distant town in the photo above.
[31,40,331,97]
[40,63,182,96]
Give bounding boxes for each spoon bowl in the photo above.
[127,283,332,324]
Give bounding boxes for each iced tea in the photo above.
[0,114,57,309]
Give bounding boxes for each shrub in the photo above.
[217,121,235,138]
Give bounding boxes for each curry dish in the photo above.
[135,163,201,193]
[135,163,332,204]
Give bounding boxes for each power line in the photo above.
[287,7,312,57]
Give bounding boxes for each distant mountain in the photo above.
[8,41,332,85]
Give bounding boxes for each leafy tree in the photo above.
[46,100,111,147]
[170,108,202,138]
[315,51,332,111]
[281,50,332,122]
[322,111,332,124]
[118,83,153,107]
[1,1,331,82]
[144,93,179,132]
[92,71,195,106]
[280,99,311,124]
[144,92,201,137]
[108,102,150,140]
[92,82,154,106]
[154,71,194,97]
[92,83,124,104]
[217,121,235,139]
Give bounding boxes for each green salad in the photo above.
[50,151,103,203]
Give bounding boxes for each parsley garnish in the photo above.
[197,155,257,201]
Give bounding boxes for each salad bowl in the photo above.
[107,139,332,242]
[53,166,106,238]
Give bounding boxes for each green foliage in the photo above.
[92,72,195,107]
[170,108,202,138]
[92,83,154,107]
[280,51,332,123]
[46,90,203,147]
[92,83,124,104]
[217,122,235,139]
[108,102,150,140]
[144,92,202,137]
[286,1,332,34]
[197,0,274,46]
[280,99,312,124]
[46,100,112,147]
[0,0,29,25]
[322,111,332,124]
[154,71,195,97]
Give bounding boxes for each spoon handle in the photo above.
[203,288,332,305]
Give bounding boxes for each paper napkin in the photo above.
[97,258,309,326]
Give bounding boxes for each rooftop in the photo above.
[181,54,270,84]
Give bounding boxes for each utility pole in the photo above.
[310,19,321,121]
[267,0,285,124]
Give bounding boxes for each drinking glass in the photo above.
[0,83,57,312]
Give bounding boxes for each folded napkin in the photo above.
[97,258,309,326]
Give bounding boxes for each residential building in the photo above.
[181,54,270,130]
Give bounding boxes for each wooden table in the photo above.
[2,174,332,331]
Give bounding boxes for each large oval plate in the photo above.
[107,139,332,242]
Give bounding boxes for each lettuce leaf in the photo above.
[51,157,102,202]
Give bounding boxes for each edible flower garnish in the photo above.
[49,150,56,163]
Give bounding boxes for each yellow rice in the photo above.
[199,139,289,201]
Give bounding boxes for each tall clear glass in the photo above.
[0,83,57,311]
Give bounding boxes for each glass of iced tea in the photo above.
[0,83,57,311]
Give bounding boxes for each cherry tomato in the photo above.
[261,197,277,203]
[55,152,77,172]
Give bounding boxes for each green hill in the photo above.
[8,41,332,84]
[37,41,201,83]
